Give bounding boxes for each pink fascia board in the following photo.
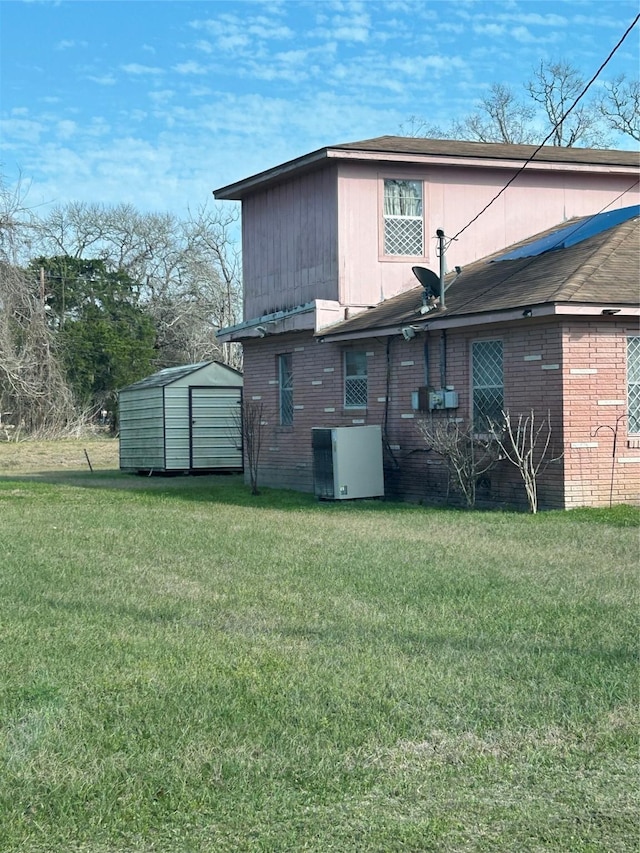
[325,149,640,176]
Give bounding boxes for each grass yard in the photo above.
[0,440,638,851]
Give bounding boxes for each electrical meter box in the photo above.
[312,425,384,500]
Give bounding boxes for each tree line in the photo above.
[0,184,242,437]
[403,61,639,146]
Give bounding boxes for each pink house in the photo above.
[215,137,640,509]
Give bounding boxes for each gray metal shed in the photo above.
[118,361,243,474]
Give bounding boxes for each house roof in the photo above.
[119,361,240,392]
[214,136,640,199]
[318,209,640,340]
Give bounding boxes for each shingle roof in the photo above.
[214,136,639,199]
[333,136,640,167]
[318,211,640,339]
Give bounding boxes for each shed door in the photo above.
[189,386,243,470]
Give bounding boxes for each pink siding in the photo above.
[242,167,339,319]
[332,161,639,309]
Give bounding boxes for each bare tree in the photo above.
[490,410,562,514]
[404,84,536,144]
[598,75,640,142]
[417,417,499,507]
[526,61,610,148]
[0,181,78,437]
[404,60,638,147]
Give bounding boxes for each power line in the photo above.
[448,13,640,247]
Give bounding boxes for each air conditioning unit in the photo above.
[312,425,384,500]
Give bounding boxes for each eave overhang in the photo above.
[213,141,639,200]
[216,302,316,343]
[315,302,640,343]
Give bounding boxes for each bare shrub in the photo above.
[234,399,264,496]
[490,410,562,514]
[417,417,499,508]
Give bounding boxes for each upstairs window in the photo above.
[628,335,640,433]
[278,353,293,426]
[344,350,368,408]
[472,340,503,431]
[383,179,423,256]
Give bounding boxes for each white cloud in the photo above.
[87,74,116,86]
[120,63,164,76]
[0,116,44,144]
[55,39,87,50]
[148,90,175,105]
[173,61,208,75]
[497,12,568,27]
[194,39,214,54]
[474,23,506,38]
[187,85,213,98]
[217,33,251,53]
[189,13,293,46]
[312,12,372,44]
[56,120,77,140]
[510,25,561,45]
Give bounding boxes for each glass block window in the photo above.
[628,336,640,433]
[383,179,423,256]
[278,353,293,426]
[344,350,368,408]
[472,340,504,431]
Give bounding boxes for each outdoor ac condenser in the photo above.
[312,425,384,500]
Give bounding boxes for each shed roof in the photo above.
[119,361,241,392]
[318,209,640,340]
[214,136,640,199]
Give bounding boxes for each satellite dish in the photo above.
[412,266,440,298]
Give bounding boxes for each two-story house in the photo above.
[215,136,640,509]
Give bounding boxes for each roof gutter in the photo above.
[217,302,315,341]
[316,302,640,342]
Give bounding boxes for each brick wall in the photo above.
[241,319,637,509]
[561,320,639,508]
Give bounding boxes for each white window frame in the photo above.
[627,335,640,434]
[472,339,504,432]
[278,353,293,426]
[382,178,424,258]
[344,350,368,409]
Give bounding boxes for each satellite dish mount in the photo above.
[412,266,440,313]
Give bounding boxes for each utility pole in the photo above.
[436,229,446,310]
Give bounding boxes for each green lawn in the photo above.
[1,467,638,852]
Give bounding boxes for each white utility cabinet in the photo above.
[312,425,384,500]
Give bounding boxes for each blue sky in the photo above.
[1,0,638,218]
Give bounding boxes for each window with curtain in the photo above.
[628,335,640,433]
[472,340,503,431]
[383,179,423,256]
[278,353,293,426]
[344,350,368,408]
